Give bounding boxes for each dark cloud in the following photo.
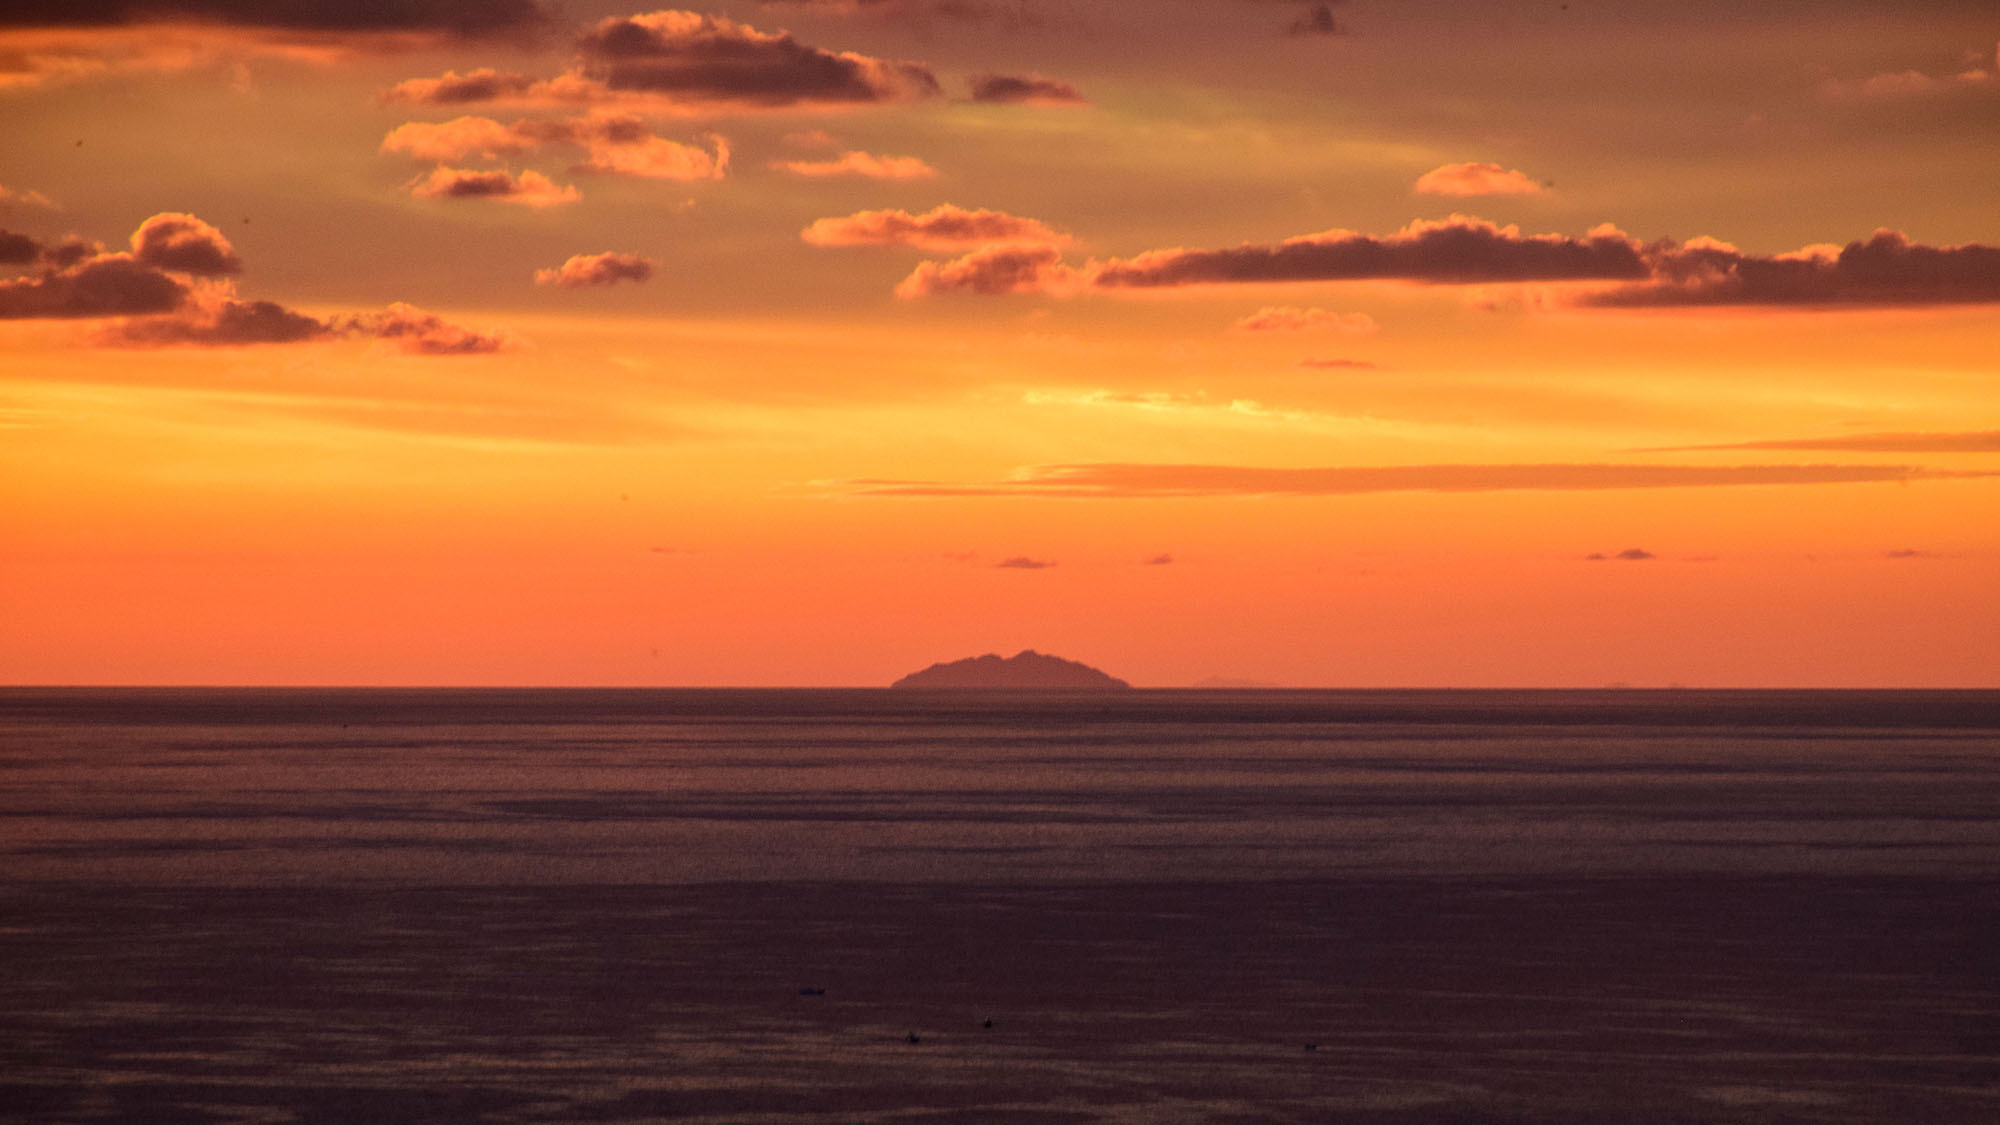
[0,1,552,39]
[343,302,505,355]
[995,556,1056,568]
[1094,217,1649,289]
[1585,548,1657,561]
[129,212,240,276]
[1286,3,1348,37]
[843,462,1993,498]
[803,205,1069,251]
[1145,553,1174,565]
[0,229,41,264]
[1589,229,2000,307]
[1643,430,2000,453]
[966,73,1085,104]
[382,68,541,105]
[574,10,940,108]
[535,251,657,288]
[101,298,331,346]
[404,166,580,206]
[0,253,186,318]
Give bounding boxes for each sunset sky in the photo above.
[2,0,1996,687]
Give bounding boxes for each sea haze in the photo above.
[3,688,1998,1121]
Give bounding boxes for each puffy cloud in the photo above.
[129,212,240,275]
[573,9,939,107]
[966,73,1085,105]
[342,303,506,355]
[405,166,581,206]
[842,462,1990,498]
[772,150,936,179]
[895,243,1081,298]
[1414,162,1545,197]
[384,113,728,181]
[382,11,940,112]
[0,253,186,318]
[535,251,657,288]
[802,204,1068,251]
[995,556,1055,569]
[1233,306,1375,333]
[1588,229,2000,307]
[0,228,43,264]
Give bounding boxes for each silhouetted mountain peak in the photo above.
[891,650,1132,690]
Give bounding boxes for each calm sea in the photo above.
[3,688,1997,1122]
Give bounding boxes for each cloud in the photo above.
[995,556,1055,568]
[1233,306,1375,333]
[1287,3,1348,37]
[1585,229,2000,307]
[99,297,332,346]
[1884,548,1939,560]
[772,150,936,179]
[1297,358,1376,369]
[1414,162,1545,197]
[0,1,551,39]
[758,0,1058,30]
[1145,553,1174,565]
[382,68,541,105]
[966,73,1085,105]
[1585,548,1656,561]
[382,11,941,113]
[535,251,657,288]
[0,184,56,211]
[0,253,186,318]
[1094,216,1648,290]
[0,2,552,89]
[574,9,940,107]
[384,113,728,181]
[841,461,1993,498]
[405,166,581,207]
[342,303,506,355]
[0,228,43,264]
[895,243,1081,298]
[129,212,240,275]
[1820,42,1997,101]
[802,204,1069,251]
[892,216,2000,309]
[1643,430,2000,454]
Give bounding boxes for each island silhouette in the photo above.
[891,650,1132,690]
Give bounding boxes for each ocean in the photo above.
[2,688,1996,1122]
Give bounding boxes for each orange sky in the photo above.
[2,0,1996,686]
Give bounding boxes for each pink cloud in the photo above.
[383,114,728,181]
[895,244,1080,298]
[1414,162,1545,197]
[773,150,937,180]
[382,68,541,105]
[534,251,657,288]
[802,204,1068,251]
[405,166,580,207]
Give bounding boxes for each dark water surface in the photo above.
[3,689,1997,1121]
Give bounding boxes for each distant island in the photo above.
[892,650,1133,690]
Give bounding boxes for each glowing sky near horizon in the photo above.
[2,0,1996,687]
